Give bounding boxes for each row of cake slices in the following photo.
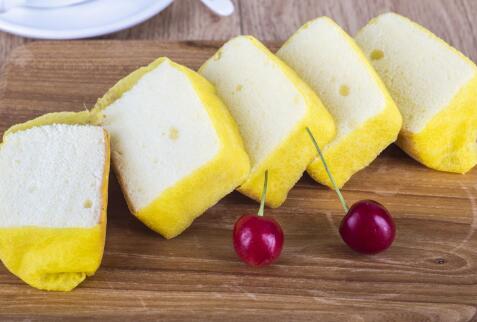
[0,12,476,291]
[100,12,477,238]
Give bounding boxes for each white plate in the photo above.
[0,0,174,39]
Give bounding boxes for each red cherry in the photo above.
[339,200,395,254]
[233,214,284,266]
[233,170,284,266]
[306,127,397,255]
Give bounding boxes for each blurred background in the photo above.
[0,0,476,67]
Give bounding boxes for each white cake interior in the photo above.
[0,124,106,228]
[355,13,476,133]
[277,17,385,143]
[102,60,220,211]
[199,36,307,170]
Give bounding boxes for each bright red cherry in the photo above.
[306,128,396,254]
[233,214,284,266]
[233,171,284,266]
[339,200,395,254]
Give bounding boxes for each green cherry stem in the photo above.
[257,170,269,216]
[306,127,349,213]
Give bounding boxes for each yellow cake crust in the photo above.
[0,112,110,291]
[289,18,403,188]
[357,13,477,173]
[201,36,336,208]
[94,57,250,239]
[397,75,477,173]
[308,102,401,188]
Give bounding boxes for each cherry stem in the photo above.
[258,170,268,216]
[306,127,349,213]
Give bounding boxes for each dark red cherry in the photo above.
[339,200,396,254]
[233,214,284,266]
[306,127,396,255]
[233,170,284,266]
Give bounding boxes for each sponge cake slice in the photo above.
[199,36,336,207]
[355,13,477,173]
[94,57,250,239]
[0,111,110,291]
[277,17,402,188]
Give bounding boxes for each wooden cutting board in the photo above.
[0,41,476,321]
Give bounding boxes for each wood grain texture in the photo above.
[1,41,477,321]
[0,33,31,70]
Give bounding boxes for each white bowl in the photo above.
[0,0,174,39]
